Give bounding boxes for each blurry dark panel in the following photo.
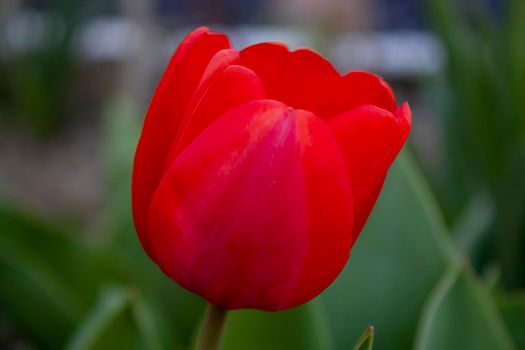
[376,0,427,29]
[155,0,265,24]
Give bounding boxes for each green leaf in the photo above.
[321,151,456,350]
[0,199,189,350]
[451,194,493,256]
[0,204,103,348]
[65,287,131,350]
[131,297,165,350]
[65,286,167,350]
[0,249,79,348]
[414,265,515,350]
[220,301,332,350]
[352,326,374,350]
[497,292,525,349]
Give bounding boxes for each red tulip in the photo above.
[132,27,411,311]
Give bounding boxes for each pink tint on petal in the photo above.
[147,100,353,310]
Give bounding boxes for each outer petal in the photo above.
[342,71,397,113]
[330,103,411,240]
[147,100,354,310]
[132,27,230,256]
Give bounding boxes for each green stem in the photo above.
[195,303,228,350]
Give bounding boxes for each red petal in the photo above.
[197,48,240,88]
[165,48,240,162]
[163,64,266,167]
[132,27,230,257]
[275,49,344,119]
[330,103,411,240]
[240,45,398,119]
[239,42,289,97]
[147,100,353,310]
[342,71,397,113]
[240,45,346,119]
[171,48,240,156]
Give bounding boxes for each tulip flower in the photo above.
[132,26,410,325]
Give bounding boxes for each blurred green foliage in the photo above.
[352,326,374,350]
[221,302,332,350]
[414,265,513,349]
[422,0,525,288]
[498,292,525,349]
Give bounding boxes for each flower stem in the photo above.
[195,303,228,350]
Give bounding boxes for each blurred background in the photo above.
[1,0,524,349]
